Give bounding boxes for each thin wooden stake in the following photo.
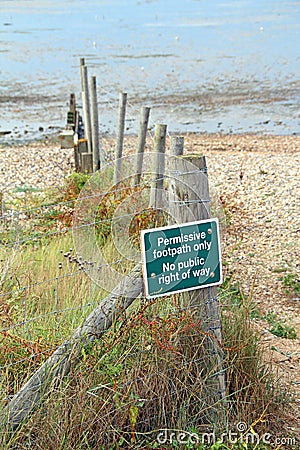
[80,61,92,155]
[149,124,167,209]
[90,75,100,172]
[170,135,184,157]
[114,92,127,184]
[133,106,150,186]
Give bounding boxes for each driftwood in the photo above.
[2,263,143,428]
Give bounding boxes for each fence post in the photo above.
[114,92,127,184]
[90,75,100,172]
[80,59,93,156]
[168,152,226,428]
[68,93,76,126]
[81,152,93,174]
[133,106,150,186]
[170,135,184,157]
[149,124,167,209]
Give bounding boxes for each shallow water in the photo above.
[1,0,300,140]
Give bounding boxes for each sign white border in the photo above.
[141,218,223,298]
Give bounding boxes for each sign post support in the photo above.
[141,218,222,298]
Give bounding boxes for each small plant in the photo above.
[279,271,300,297]
[64,172,91,199]
[269,322,297,340]
[262,310,297,340]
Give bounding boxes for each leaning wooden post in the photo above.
[80,59,93,155]
[114,92,127,184]
[90,75,100,172]
[133,106,150,186]
[168,153,226,428]
[149,124,167,209]
[1,263,144,429]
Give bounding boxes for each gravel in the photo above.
[0,141,74,194]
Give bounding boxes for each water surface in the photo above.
[1,0,299,140]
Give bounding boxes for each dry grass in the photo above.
[0,278,291,449]
[0,168,296,449]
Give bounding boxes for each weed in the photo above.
[0,279,290,449]
[64,172,91,200]
[269,322,297,340]
[279,271,300,297]
[262,310,297,340]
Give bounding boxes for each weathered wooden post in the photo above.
[1,263,143,429]
[80,59,93,156]
[149,124,167,209]
[133,106,150,186]
[114,92,127,184]
[68,93,76,125]
[81,152,93,173]
[90,75,100,172]
[170,135,184,157]
[168,150,226,428]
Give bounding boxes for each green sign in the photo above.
[141,218,222,298]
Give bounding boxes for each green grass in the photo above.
[261,311,297,340]
[280,271,300,297]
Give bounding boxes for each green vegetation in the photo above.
[262,311,297,340]
[0,177,296,449]
[279,271,300,297]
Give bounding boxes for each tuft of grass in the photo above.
[220,282,290,431]
[269,322,297,340]
[279,271,300,297]
[262,311,297,340]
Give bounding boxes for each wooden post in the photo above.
[70,93,76,113]
[170,135,184,157]
[133,106,150,186]
[114,92,127,185]
[68,93,76,126]
[74,139,89,172]
[80,60,93,155]
[168,135,184,220]
[149,124,167,209]
[168,153,226,426]
[81,152,93,174]
[74,110,79,136]
[90,76,100,172]
[74,146,80,172]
